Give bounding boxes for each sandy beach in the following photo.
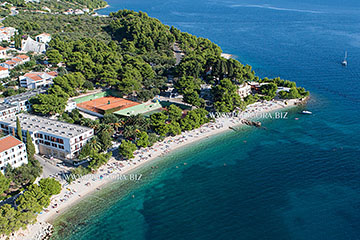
[7,98,306,240]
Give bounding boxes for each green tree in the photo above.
[25,131,35,163]
[98,130,112,152]
[16,117,23,141]
[38,178,61,196]
[167,104,182,121]
[135,131,149,148]
[260,83,278,100]
[46,49,63,64]
[118,140,137,159]
[16,185,50,213]
[0,173,10,195]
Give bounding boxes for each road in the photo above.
[173,43,184,65]
[35,155,68,179]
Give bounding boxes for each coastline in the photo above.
[9,98,306,240]
[94,4,110,11]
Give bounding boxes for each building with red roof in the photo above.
[19,71,58,89]
[0,65,9,79]
[0,135,28,173]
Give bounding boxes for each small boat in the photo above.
[342,51,347,66]
[301,110,312,115]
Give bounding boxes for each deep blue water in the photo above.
[52,1,360,239]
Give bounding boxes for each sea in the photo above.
[50,0,360,239]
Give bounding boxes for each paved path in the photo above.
[35,155,67,179]
[173,43,184,65]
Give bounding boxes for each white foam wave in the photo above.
[230,4,323,14]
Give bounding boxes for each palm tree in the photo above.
[98,123,114,135]
[88,136,101,152]
[109,122,122,133]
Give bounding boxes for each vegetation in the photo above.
[3,13,112,41]
[16,117,23,141]
[118,140,137,159]
[0,178,61,236]
[212,78,242,112]
[259,77,309,100]
[30,72,92,115]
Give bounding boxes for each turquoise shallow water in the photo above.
[52,0,360,239]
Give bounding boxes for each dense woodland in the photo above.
[12,10,307,116]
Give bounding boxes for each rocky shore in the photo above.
[1,222,53,240]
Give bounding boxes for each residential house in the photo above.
[0,135,28,173]
[35,33,51,44]
[74,9,84,15]
[237,82,252,99]
[16,54,30,63]
[0,66,9,79]
[1,60,16,69]
[0,26,17,42]
[64,9,74,15]
[65,100,77,112]
[0,113,94,160]
[0,46,8,59]
[0,55,30,69]
[19,71,58,89]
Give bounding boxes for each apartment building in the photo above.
[0,135,28,173]
[0,103,17,121]
[4,89,45,112]
[0,114,94,161]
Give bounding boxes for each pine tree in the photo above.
[16,117,22,142]
[25,131,35,163]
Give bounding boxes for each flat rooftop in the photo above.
[77,96,140,114]
[0,103,17,111]
[4,89,45,103]
[0,113,92,138]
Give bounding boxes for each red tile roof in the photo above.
[5,60,16,65]
[24,73,43,81]
[0,136,23,153]
[47,71,57,77]
[16,55,29,60]
[0,66,8,71]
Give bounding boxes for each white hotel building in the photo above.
[0,135,28,173]
[0,103,17,121]
[3,89,45,112]
[0,114,94,161]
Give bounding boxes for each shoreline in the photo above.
[94,4,110,11]
[9,98,307,240]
